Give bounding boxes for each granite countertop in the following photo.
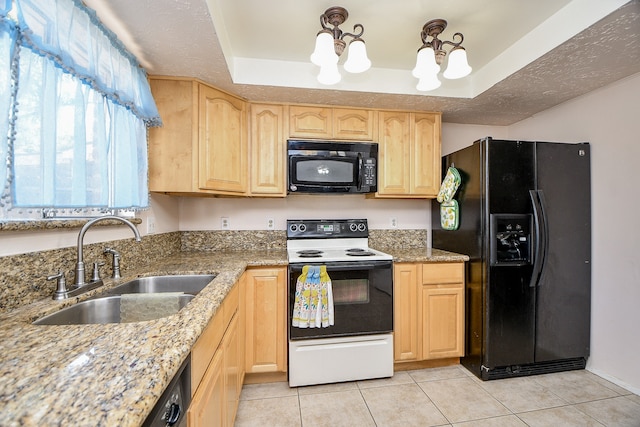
[0,247,466,426]
[375,247,470,263]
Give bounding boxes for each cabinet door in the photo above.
[198,85,248,194]
[411,113,441,196]
[393,263,421,361]
[377,111,411,195]
[421,284,464,359]
[244,267,287,373]
[289,106,332,139]
[250,104,286,196]
[188,348,225,427]
[148,78,199,193]
[333,108,376,141]
[224,314,239,427]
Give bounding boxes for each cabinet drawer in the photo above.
[422,263,464,285]
[192,308,225,393]
[222,284,239,327]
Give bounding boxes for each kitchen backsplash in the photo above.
[0,229,427,313]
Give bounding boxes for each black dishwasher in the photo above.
[142,355,191,427]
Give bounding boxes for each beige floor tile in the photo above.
[516,405,603,426]
[575,396,640,426]
[452,415,528,426]
[418,377,511,423]
[531,370,620,404]
[627,393,640,406]
[240,381,298,401]
[357,371,415,390]
[235,395,302,427]
[298,389,375,427]
[297,380,358,396]
[478,376,566,413]
[409,365,469,383]
[360,383,448,427]
[586,371,637,396]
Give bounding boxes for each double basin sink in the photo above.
[34,274,216,325]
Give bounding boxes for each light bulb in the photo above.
[412,46,440,78]
[416,73,441,91]
[310,31,338,67]
[443,47,472,79]
[317,61,342,85]
[343,39,371,74]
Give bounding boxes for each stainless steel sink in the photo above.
[34,294,195,325]
[107,274,216,296]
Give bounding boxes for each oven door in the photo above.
[288,260,393,340]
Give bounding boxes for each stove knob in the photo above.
[357,223,366,232]
[349,223,358,232]
[299,224,306,232]
[289,224,298,232]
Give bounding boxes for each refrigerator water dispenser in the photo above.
[490,214,532,266]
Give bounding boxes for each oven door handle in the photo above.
[289,261,391,273]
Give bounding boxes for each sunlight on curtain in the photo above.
[0,0,14,206]
[1,0,159,213]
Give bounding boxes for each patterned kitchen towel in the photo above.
[437,166,461,203]
[440,199,460,230]
[291,266,334,328]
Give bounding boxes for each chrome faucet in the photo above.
[74,216,141,287]
[103,248,122,279]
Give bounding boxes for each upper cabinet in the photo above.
[198,84,248,195]
[149,77,248,196]
[289,105,377,141]
[148,77,440,199]
[375,111,441,198]
[249,104,287,197]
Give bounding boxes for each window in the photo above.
[0,0,161,220]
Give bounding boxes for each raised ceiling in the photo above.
[85,0,640,125]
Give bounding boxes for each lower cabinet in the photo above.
[243,267,287,373]
[188,281,242,427]
[394,262,465,363]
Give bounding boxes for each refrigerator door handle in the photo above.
[529,190,549,287]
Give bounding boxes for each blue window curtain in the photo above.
[0,18,14,207]
[1,0,160,213]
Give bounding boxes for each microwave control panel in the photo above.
[363,158,376,186]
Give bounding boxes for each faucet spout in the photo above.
[75,216,141,286]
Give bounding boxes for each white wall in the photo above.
[507,72,640,393]
[441,123,508,155]
[178,195,430,231]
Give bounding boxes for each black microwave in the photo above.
[287,140,378,194]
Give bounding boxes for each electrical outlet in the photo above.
[221,217,230,230]
[267,218,275,230]
[146,216,156,234]
[390,217,398,228]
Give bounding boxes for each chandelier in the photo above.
[412,19,472,91]
[310,6,372,85]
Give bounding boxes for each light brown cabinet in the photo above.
[393,262,465,363]
[188,282,242,427]
[244,267,287,374]
[148,77,248,196]
[249,103,287,196]
[198,84,247,194]
[289,105,377,141]
[394,263,421,361]
[376,111,441,198]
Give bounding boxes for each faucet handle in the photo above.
[91,262,105,282]
[46,270,69,300]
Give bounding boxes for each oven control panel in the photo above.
[287,219,368,239]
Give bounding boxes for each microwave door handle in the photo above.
[357,153,363,191]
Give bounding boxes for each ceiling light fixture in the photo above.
[310,6,371,85]
[412,19,472,91]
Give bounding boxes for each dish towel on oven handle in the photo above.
[292,265,334,328]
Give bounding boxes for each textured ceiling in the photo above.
[85,0,640,125]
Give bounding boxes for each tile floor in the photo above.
[235,366,640,426]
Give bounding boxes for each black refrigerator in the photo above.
[432,137,591,380]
